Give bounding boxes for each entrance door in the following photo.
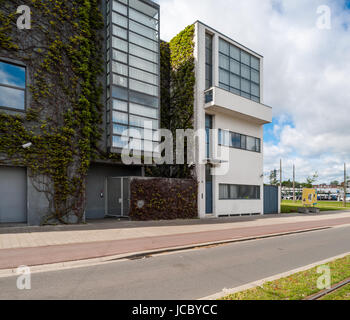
[0,167,27,223]
[107,177,129,217]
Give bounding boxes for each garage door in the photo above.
[0,167,27,223]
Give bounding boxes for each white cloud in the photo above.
[159,0,350,184]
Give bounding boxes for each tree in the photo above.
[330,180,339,186]
[269,169,279,186]
[304,172,319,188]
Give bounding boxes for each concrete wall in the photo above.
[85,162,142,220]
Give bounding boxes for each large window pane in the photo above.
[129,20,158,41]
[0,62,25,88]
[230,185,239,199]
[241,64,251,80]
[113,111,129,124]
[129,32,158,52]
[230,59,240,75]
[113,74,128,87]
[112,12,128,28]
[241,78,250,93]
[219,185,229,199]
[112,36,128,52]
[113,123,129,135]
[130,102,158,119]
[112,99,128,112]
[130,43,157,63]
[0,86,25,110]
[230,45,240,61]
[112,61,128,76]
[129,67,158,85]
[219,54,229,70]
[251,56,260,70]
[129,114,158,129]
[112,25,127,39]
[129,89,159,108]
[219,69,229,86]
[251,83,260,97]
[112,85,128,100]
[130,78,157,96]
[113,135,129,148]
[112,49,127,63]
[129,55,158,74]
[129,0,158,19]
[113,0,127,15]
[251,69,260,84]
[230,73,240,89]
[231,133,241,148]
[241,51,250,66]
[129,8,158,30]
[219,39,229,55]
[247,136,256,151]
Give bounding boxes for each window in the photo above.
[218,38,261,102]
[219,184,261,200]
[218,129,261,153]
[0,61,26,110]
[205,33,213,90]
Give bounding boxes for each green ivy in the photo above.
[147,24,196,179]
[0,0,104,224]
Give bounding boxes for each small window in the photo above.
[0,61,26,110]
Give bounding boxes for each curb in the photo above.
[0,226,332,278]
[199,252,350,300]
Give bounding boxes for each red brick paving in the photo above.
[1,217,350,270]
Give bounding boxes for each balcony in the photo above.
[204,87,272,125]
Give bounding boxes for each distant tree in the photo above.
[269,169,279,186]
[304,172,319,188]
[330,180,339,186]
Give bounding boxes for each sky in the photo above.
[158,0,350,185]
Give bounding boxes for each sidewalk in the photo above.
[1,211,350,270]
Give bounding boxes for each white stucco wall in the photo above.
[193,21,271,218]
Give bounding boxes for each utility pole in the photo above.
[293,164,296,202]
[280,159,283,187]
[344,163,347,208]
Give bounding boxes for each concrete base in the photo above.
[298,207,321,214]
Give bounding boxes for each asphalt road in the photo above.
[1,225,350,300]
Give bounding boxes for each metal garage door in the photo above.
[264,185,279,215]
[0,167,27,223]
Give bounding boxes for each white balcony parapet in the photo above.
[204,87,272,125]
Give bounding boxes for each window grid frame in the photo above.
[218,129,261,153]
[0,59,27,112]
[218,38,261,103]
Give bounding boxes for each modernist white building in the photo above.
[193,21,273,218]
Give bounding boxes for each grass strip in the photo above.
[221,255,350,300]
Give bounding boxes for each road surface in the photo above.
[1,225,349,300]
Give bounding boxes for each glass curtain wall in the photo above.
[106,0,160,152]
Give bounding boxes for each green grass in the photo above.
[221,255,350,300]
[321,283,350,300]
[281,200,350,214]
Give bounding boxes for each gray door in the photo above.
[107,177,130,217]
[264,185,278,214]
[107,177,122,217]
[0,167,27,223]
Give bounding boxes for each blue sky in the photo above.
[159,0,350,184]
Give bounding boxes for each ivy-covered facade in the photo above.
[0,1,272,225]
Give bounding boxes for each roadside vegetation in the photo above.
[281,200,350,214]
[221,255,350,300]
